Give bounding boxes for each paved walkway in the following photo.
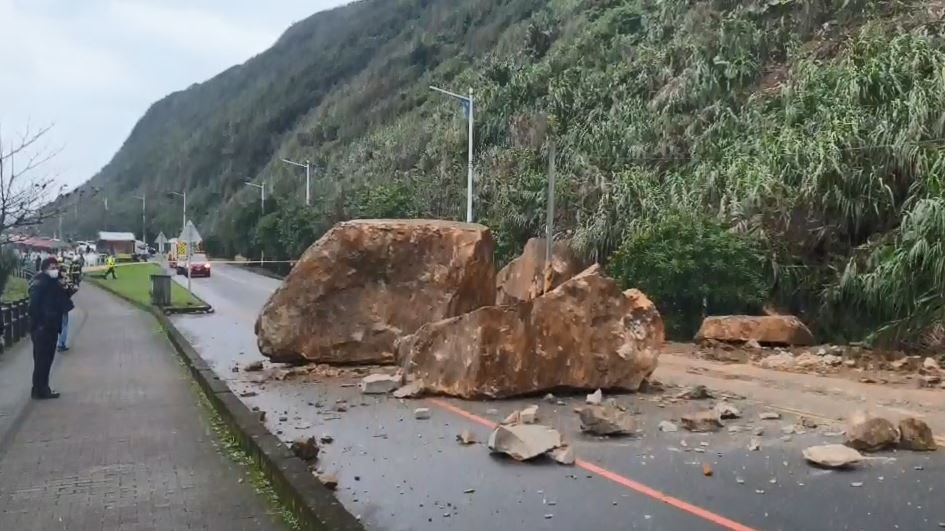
[0,285,286,531]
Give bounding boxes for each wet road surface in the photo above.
[170,263,945,530]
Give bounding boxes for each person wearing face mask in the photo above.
[28,257,69,399]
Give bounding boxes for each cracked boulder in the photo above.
[578,404,637,436]
[898,418,937,451]
[496,238,586,305]
[844,415,900,452]
[696,315,815,346]
[398,265,664,398]
[256,220,496,364]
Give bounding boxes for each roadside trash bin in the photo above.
[151,274,172,306]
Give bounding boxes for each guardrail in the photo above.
[1,297,29,353]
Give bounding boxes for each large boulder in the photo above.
[255,219,496,364]
[695,315,815,346]
[397,265,664,399]
[496,238,586,305]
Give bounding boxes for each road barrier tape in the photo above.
[83,259,297,272]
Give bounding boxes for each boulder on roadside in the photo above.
[681,410,723,432]
[290,437,319,461]
[803,444,863,469]
[397,265,664,398]
[496,238,586,305]
[487,424,563,461]
[898,418,937,451]
[256,219,496,364]
[696,315,815,346]
[360,373,402,394]
[714,402,741,420]
[844,415,900,452]
[577,404,636,436]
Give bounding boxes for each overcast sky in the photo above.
[1,0,349,191]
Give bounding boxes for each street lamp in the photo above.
[245,181,266,264]
[132,193,146,243]
[281,158,311,206]
[430,85,474,223]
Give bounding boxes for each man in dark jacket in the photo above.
[29,257,68,399]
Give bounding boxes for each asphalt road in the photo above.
[170,263,945,531]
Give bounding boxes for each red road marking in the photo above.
[427,398,757,531]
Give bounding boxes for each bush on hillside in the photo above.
[608,215,769,339]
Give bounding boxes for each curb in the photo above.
[89,283,363,531]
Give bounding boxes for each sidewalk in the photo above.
[0,285,287,531]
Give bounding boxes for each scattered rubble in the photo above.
[676,385,712,400]
[924,357,941,371]
[393,380,423,398]
[256,219,497,364]
[414,408,432,420]
[244,361,264,372]
[578,404,637,436]
[681,411,723,432]
[898,418,937,451]
[695,315,815,346]
[844,414,900,452]
[360,373,402,394]
[456,430,478,445]
[397,266,663,398]
[549,445,576,465]
[586,389,603,405]
[714,402,741,420]
[759,411,781,420]
[759,352,795,371]
[658,421,679,432]
[487,424,563,461]
[290,437,319,461]
[495,237,586,305]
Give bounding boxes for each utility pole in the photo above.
[168,191,186,235]
[133,193,146,243]
[245,181,266,263]
[430,85,475,223]
[282,158,312,206]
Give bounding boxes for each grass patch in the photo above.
[88,262,204,307]
[2,277,29,303]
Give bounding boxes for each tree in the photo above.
[0,123,60,241]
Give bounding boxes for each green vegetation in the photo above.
[2,277,28,303]
[89,263,204,307]
[52,0,945,346]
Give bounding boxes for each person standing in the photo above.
[104,253,117,279]
[28,257,68,399]
[72,253,84,286]
[57,259,78,353]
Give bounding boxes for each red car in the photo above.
[177,253,211,277]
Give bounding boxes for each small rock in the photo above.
[244,361,264,372]
[677,385,712,400]
[549,445,576,465]
[414,408,432,420]
[578,404,636,436]
[759,352,795,370]
[714,402,741,420]
[727,425,743,434]
[845,414,899,452]
[318,473,338,490]
[850,482,863,488]
[319,435,334,444]
[360,373,402,394]
[816,347,827,356]
[486,408,499,415]
[463,488,475,494]
[680,410,723,433]
[844,359,857,367]
[920,374,942,387]
[745,339,762,349]
[658,421,679,432]
[802,444,863,468]
[488,424,563,461]
[520,405,539,424]
[702,463,713,476]
[759,411,781,420]
[456,430,478,445]
[924,357,941,371]
[822,354,843,367]
[586,389,603,405]
[798,417,818,429]
[502,410,521,425]
[748,438,760,451]
[890,358,910,370]
[544,393,556,403]
[898,417,937,451]
[239,391,258,398]
[290,437,319,461]
[393,380,423,398]
[781,425,796,435]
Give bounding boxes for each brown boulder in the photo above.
[844,416,900,452]
[255,219,496,364]
[695,315,815,346]
[898,418,937,451]
[398,265,664,399]
[496,238,585,305]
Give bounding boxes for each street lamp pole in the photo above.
[281,158,311,206]
[430,85,475,223]
[245,181,266,263]
[169,191,186,233]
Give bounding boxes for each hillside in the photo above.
[51,0,945,346]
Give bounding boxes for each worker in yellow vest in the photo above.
[104,254,117,279]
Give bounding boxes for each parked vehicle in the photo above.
[177,253,211,277]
